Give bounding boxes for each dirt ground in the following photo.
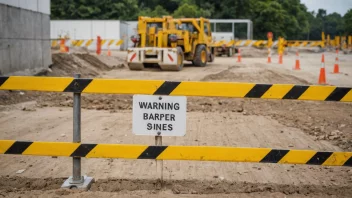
[0,48,352,197]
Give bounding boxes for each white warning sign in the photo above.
[132,95,186,136]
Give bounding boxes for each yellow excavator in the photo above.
[127,16,215,71]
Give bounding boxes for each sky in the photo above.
[301,0,352,15]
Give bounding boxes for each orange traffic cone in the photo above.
[318,53,327,84]
[237,49,242,62]
[279,53,283,64]
[333,49,340,74]
[107,46,111,56]
[293,50,300,70]
[267,48,271,63]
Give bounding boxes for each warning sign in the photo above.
[132,95,186,136]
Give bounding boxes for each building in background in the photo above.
[51,20,129,50]
[0,0,51,75]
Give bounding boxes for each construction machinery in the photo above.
[211,40,236,57]
[210,33,236,57]
[127,16,215,71]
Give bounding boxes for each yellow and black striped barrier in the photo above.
[0,76,351,102]
[51,39,124,48]
[0,140,351,166]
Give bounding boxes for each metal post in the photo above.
[232,23,235,39]
[61,74,94,190]
[155,135,163,183]
[247,22,250,40]
[72,73,82,183]
[251,21,254,40]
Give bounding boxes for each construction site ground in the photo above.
[0,48,352,197]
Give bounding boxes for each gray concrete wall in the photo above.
[0,4,51,75]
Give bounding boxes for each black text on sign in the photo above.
[132,95,187,136]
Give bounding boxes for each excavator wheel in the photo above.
[175,47,185,70]
[193,45,207,67]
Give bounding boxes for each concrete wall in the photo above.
[51,20,122,40]
[0,0,50,14]
[51,20,128,50]
[0,3,51,75]
[126,21,137,48]
[120,21,129,50]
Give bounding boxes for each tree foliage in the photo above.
[343,9,352,35]
[51,0,351,39]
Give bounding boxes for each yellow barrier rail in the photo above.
[1,140,351,167]
[0,76,351,102]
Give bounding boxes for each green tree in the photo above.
[251,1,288,39]
[324,13,344,37]
[51,0,77,19]
[173,3,200,18]
[151,5,169,17]
[51,0,140,20]
[344,9,352,35]
[307,11,324,40]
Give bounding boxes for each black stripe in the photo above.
[0,76,9,87]
[343,156,352,167]
[325,88,351,101]
[138,146,168,159]
[5,141,33,154]
[245,84,272,98]
[70,144,97,157]
[63,79,93,93]
[153,81,181,95]
[260,149,289,163]
[306,152,333,165]
[283,85,309,99]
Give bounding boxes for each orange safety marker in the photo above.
[107,46,111,56]
[293,50,300,70]
[318,53,327,84]
[267,48,271,63]
[60,39,66,53]
[97,36,102,55]
[278,52,283,64]
[237,49,242,62]
[332,49,340,74]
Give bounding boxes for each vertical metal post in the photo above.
[251,21,254,40]
[61,73,94,189]
[72,73,83,183]
[232,23,235,39]
[232,23,235,40]
[247,22,250,40]
[155,135,163,182]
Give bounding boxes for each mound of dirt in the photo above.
[0,176,64,191]
[202,65,310,84]
[43,53,121,78]
[239,48,268,57]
